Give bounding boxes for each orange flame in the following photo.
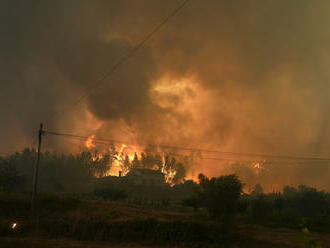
[253,160,267,173]
[254,162,261,169]
[85,135,96,149]
[83,136,182,184]
[108,144,143,176]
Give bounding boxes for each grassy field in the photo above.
[0,193,329,248]
[0,236,314,248]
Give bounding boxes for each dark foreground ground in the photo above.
[1,226,330,248]
[0,193,329,248]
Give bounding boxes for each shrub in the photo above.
[250,195,273,220]
[197,174,242,218]
[296,185,328,218]
[94,188,127,201]
[0,160,22,192]
[45,217,229,244]
[182,195,200,211]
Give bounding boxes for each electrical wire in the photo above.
[43,130,330,162]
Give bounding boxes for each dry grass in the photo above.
[0,236,321,248]
[240,224,330,248]
[82,199,197,222]
[0,237,163,248]
[1,193,330,247]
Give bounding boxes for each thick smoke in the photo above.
[1,0,330,189]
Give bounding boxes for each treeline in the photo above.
[0,148,188,193]
[230,160,330,192]
[183,174,330,232]
[2,148,330,233]
[0,149,94,193]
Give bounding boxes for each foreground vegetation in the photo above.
[0,192,239,247]
[1,149,330,247]
[1,192,330,248]
[184,180,330,234]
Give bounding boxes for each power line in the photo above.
[50,0,191,120]
[42,132,265,164]
[44,130,330,162]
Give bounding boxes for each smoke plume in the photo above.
[1,0,330,189]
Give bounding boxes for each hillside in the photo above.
[0,193,329,248]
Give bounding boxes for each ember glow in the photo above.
[83,136,183,184]
[85,135,96,149]
[254,160,267,170]
[110,144,143,177]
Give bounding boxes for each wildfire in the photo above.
[85,135,96,149]
[110,144,127,177]
[83,136,182,184]
[162,167,176,184]
[254,162,262,169]
[253,160,267,173]
[92,153,103,161]
[109,144,143,177]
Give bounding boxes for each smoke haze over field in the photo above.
[1,0,330,188]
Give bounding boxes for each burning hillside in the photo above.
[83,135,187,185]
[2,0,330,192]
[82,134,275,188]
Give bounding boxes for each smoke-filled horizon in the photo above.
[2,0,330,188]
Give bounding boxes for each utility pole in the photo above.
[31,123,44,212]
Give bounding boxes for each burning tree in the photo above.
[78,151,111,178]
[82,135,190,184]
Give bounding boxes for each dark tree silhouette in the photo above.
[0,159,22,192]
[197,173,243,218]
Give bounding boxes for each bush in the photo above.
[94,188,127,201]
[0,160,22,192]
[43,217,230,244]
[182,195,200,211]
[197,174,242,218]
[250,195,273,220]
[296,185,328,218]
[39,194,81,211]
